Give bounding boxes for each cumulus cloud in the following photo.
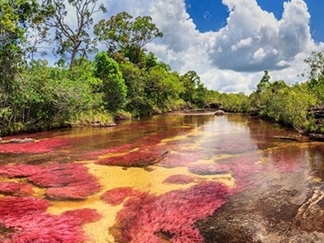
[209,0,313,72]
[51,0,323,93]
[145,0,321,92]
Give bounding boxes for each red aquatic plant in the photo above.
[46,180,100,200]
[158,152,205,168]
[0,163,101,200]
[0,182,34,197]
[0,138,71,154]
[222,153,262,179]
[162,174,195,184]
[188,153,263,192]
[110,181,230,243]
[136,134,166,147]
[188,163,230,176]
[0,164,39,178]
[28,163,92,187]
[100,187,137,206]
[0,197,100,243]
[200,133,257,154]
[31,163,101,200]
[269,145,304,173]
[96,149,166,167]
[84,143,135,160]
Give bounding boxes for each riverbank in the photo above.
[1,108,323,143]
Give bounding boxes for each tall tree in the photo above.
[94,12,163,66]
[0,0,39,91]
[41,0,106,68]
[94,52,127,112]
[180,70,208,107]
[256,70,271,93]
[304,51,324,102]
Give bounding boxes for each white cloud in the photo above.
[144,0,322,93]
[208,0,315,72]
[46,0,324,94]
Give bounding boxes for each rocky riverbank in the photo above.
[197,169,324,242]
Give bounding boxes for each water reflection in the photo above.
[1,113,324,242]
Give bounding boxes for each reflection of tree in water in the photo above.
[308,144,324,180]
[244,115,310,173]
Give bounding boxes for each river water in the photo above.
[0,112,324,242]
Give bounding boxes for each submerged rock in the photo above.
[197,172,324,243]
[215,110,225,116]
[5,138,35,144]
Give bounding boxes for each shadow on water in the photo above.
[1,113,324,242]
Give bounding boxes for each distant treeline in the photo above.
[217,53,324,135]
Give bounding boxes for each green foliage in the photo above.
[0,58,104,133]
[120,58,183,116]
[208,90,248,112]
[72,110,114,127]
[0,0,39,93]
[248,72,317,130]
[256,70,270,93]
[94,11,163,66]
[120,61,152,116]
[218,92,249,112]
[94,52,127,113]
[40,0,106,68]
[145,66,182,112]
[180,70,209,108]
[303,51,324,102]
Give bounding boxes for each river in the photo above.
[0,112,324,242]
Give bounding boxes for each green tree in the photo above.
[304,51,324,102]
[2,58,104,133]
[0,0,39,90]
[145,66,182,112]
[94,12,163,66]
[94,52,127,112]
[256,70,270,93]
[0,0,40,130]
[120,61,152,116]
[41,0,106,68]
[180,70,208,108]
[249,70,271,112]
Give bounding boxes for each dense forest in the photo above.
[1,0,324,136]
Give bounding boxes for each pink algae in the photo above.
[0,138,71,154]
[270,145,304,173]
[84,144,135,160]
[110,181,230,243]
[0,197,100,243]
[158,152,205,168]
[101,187,138,206]
[0,182,34,197]
[96,149,166,167]
[189,153,262,178]
[0,164,39,177]
[162,174,195,184]
[0,163,101,200]
[188,163,230,176]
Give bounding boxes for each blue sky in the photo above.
[185,0,323,43]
